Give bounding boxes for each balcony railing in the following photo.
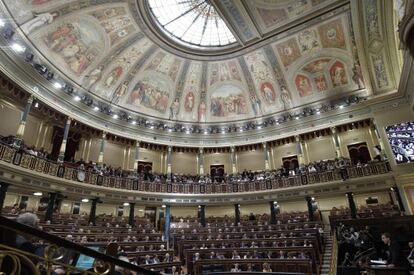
[0,143,391,195]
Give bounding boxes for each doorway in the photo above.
[347,142,371,164]
[282,155,299,171]
[210,165,225,183]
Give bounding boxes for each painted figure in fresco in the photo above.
[250,95,262,116]
[210,94,248,117]
[352,62,364,89]
[298,30,319,52]
[112,81,129,104]
[169,98,180,120]
[128,78,169,113]
[105,66,123,87]
[372,55,388,88]
[315,75,328,92]
[21,12,57,34]
[296,75,312,97]
[330,62,347,87]
[219,63,231,81]
[280,86,292,110]
[85,65,103,88]
[198,101,206,122]
[260,82,276,104]
[184,91,195,112]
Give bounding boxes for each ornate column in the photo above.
[331,126,343,158]
[58,117,72,163]
[97,132,106,164]
[128,202,135,227]
[44,192,58,222]
[295,135,305,165]
[269,201,279,225]
[370,119,388,160]
[346,192,357,219]
[198,148,204,176]
[133,141,140,172]
[166,145,172,183]
[391,186,406,214]
[164,205,171,242]
[14,95,34,147]
[263,142,270,170]
[88,198,100,226]
[399,1,414,58]
[305,196,314,221]
[0,182,10,213]
[234,204,241,225]
[198,205,206,227]
[230,146,237,174]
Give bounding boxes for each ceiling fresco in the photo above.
[1,0,376,125]
[0,0,402,149]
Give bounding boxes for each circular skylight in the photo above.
[148,0,237,48]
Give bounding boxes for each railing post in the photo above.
[0,182,10,213]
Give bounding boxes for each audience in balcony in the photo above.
[1,135,390,188]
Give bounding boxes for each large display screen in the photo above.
[385,121,414,164]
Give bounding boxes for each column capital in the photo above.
[199,147,204,154]
[230,146,235,153]
[66,117,72,124]
[262,142,267,148]
[295,135,301,142]
[135,140,141,146]
[101,131,107,138]
[330,126,337,134]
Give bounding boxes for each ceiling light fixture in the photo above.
[112,114,119,119]
[11,43,25,53]
[34,102,39,108]
[131,120,137,125]
[339,105,344,109]
[81,198,89,203]
[123,202,129,206]
[33,192,42,196]
[73,95,81,101]
[93,106,100,111]
[53,82,62,89]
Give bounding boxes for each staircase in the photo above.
[320,229,334,275]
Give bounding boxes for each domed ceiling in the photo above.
[0,0,404,146]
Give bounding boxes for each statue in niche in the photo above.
[169,98,180,120]
[250,95,262,116]
[184,91,195,112]
[112,81,129,104]
[280,86,292,110]
[198,100,206,122]
[85,65,103,88]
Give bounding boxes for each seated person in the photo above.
[262,262,272,272]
